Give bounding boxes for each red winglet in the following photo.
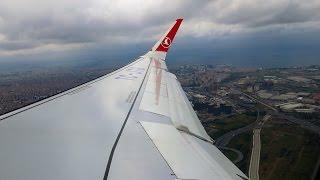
[153,19,183,53]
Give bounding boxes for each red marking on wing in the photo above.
[154,59,162,105]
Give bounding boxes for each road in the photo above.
[248,114,271,180]
[220,147,244,163]
[216,110,260,147]
[215,121,257,147]
[221,88,320,179]
[239,91,277,112]
[249,128,261,180]
[215,110,260,169]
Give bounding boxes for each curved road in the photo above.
[216,111,260,147]
[220,147,244,163]
[215,111,271,180]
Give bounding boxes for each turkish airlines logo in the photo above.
[161,37,172,48]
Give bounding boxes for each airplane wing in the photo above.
[0,19,247,180]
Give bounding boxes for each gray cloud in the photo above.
[205,0,320,26]
[0,0,319,55]
[0,41,41,51]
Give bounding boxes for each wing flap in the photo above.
[166,72,213,142]
[140,121,245,180]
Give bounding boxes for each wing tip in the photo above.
[152,18,183,54]
[176,18,183,22]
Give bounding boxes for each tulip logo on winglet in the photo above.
[161,37,172,48]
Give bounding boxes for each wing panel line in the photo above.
[103,58,152,180]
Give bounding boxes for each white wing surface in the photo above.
[0,19,247,180]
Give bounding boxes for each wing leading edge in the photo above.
[0,19,247,180]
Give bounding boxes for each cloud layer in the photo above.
[0,0,319,56]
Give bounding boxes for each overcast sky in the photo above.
[0,0,320,67]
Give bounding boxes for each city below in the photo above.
[1,63,319,180]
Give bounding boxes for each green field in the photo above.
[221,148,239,162]
[260,121,320,180]
[227,132,252,175]
[207,113,257,139]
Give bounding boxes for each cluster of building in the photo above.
[174,65,320,121]
[187,91,233,116]
[236,68,320,115]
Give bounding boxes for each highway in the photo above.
[215,111,271,180]
[215,110,261,170]
[215,122,257,147]
[215,111,260,147]
[249,128,261,180]
[218,88,319,179]
[216,88,320,179]
[248,115,271,180]
[238,90,277,112]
